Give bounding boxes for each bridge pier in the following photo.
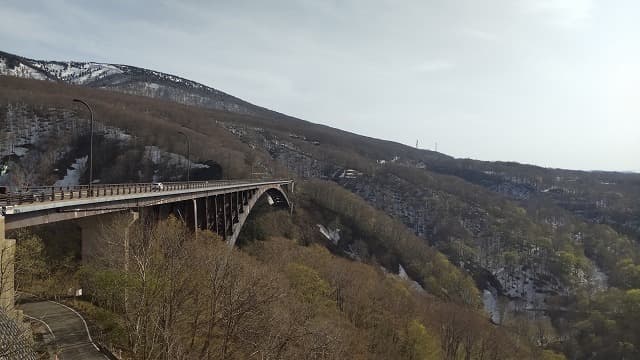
[223,194,228,239]
[212,195,219,234]
[78,211,139,267]
[0,215,15,316]
[202,197,209,231]
[233,193,238,224]
[191,199,198,232]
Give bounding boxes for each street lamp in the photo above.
[72,98,94,195]
[177,131,190,182]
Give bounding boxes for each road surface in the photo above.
[19,300,108,360]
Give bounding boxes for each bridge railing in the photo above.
[0,179,291,206]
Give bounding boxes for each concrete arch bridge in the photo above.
[0,179,294,314]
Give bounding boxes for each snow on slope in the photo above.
[0,50,269,117]
[0,55,123,84]
[0,51,209,90]
[33,61,124,84]
[0,58,48,80]
[54,156,87,187]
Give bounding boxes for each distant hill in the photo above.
[0,50,294,118]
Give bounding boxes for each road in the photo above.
[19,300,108,360]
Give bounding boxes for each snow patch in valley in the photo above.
[12,146,29,157]
[398,264,426,293]
[483,288,501,323]
[103,127,132,141]
[591,265,608,292]
[143,82,161,90]
[145,145,208,169]
[54,156,87,187]
[317,224,340,245]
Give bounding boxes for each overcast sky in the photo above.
[1,0,638,171]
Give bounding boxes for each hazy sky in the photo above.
[1,0,638,171]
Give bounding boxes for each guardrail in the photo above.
[0,180,291,207]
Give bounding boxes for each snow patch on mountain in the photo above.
[398,264,425,293]
[0,58,48,80]
[483,288,500,323]
[317,224,341,245]
[54,156,87,187]
[145,145,209,169]
[0,50,274,118]
[12,146,29,157]
[33,61,124,84]
[143,82,161,90]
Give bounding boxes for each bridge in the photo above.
[0,179,293,315]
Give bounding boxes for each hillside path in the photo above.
[19,300,108,360]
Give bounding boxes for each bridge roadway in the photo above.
[0,179,293,231]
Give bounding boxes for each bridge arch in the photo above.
[226,184,291,246]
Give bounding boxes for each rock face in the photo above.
[209,121,625,323]
[209,123,566,308]
[337,173,571,312]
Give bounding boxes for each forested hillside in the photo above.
[2,73,639,359]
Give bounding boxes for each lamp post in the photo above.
[177,131,190,182]
[72,99,94,195]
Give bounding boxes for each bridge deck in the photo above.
[1,180,292,230]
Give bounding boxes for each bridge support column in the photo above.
[191,199,198,232]
[203,197,209,231]
[0,215,15,316]
[233,193,237,223]
[213,195,218,234]
[79,211,139,266]
[222,194,228,239]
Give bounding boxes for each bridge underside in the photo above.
[79,187,290,269]
[147,186,290,246]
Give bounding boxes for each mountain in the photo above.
[0,50,455,167]
[0,50,293,118]
[2,50,640,359]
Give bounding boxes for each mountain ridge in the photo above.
[0,49,296,119]
[4,49,635,175]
